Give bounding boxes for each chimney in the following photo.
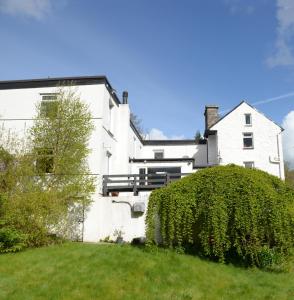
[204,105,219,130]
[122,91,128,104]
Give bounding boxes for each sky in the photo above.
[0,0,293,165]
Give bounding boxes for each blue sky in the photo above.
[0,0,293,163]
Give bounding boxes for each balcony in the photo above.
[102,173,190,196]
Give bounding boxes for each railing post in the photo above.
[133,175,138,196]
[166,173,170,186]
[102,175,108,196]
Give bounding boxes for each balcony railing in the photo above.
[102,173,190,196]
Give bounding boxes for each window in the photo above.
[147,167,181,185]
[36,148,54,173]
[245,113,252,125]
[154,150,164,159]
[243,132,254,149]
[244,161,254,169]
[40,94,58,117]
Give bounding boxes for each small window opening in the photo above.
[243,132,254,149]
[245,113,252,125]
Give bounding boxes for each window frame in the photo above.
[40,93,59,118]
[244,161,255,169]
[243,132,254,149]
[153,150,164,159]
[244,113,252,126]
[36,148,54,174]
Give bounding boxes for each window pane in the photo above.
[243,137,253,148]
[244,162,254,169]
[243,133,253,148]
[245,114,251,125]
[40,101,58,117]
[154,151,164,159]
[36,149,54,173]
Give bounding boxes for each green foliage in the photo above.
[0,227,26,253]
[285,162,294,188]
[0,87,95,248]
[146,165,294,267]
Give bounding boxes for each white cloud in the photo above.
[0,0,52,19]
[267,0,294,67]
[282,111,294,168]
[147,128,185,140]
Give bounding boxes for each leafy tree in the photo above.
[1,87,95,246]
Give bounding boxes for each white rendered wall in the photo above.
[83,194,150,242]
[210,102,284,179]
[141,144,207,166]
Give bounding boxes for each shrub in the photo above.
[146,165,294,267]
[0,227,27,253]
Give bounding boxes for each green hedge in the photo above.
[146,165,294,266]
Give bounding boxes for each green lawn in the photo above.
[0,243,293,300]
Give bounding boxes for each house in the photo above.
[0,76,285,242]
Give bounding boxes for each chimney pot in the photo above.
[122,91,128,104]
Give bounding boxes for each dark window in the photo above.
[36,148,54,173]
[154,151,164,159]
[147,167,181,185]
[245,114,252,125]
[40,94,58,117]
[243,133,253,148]
[244,161,254,169]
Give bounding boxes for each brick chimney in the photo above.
[204,105,219,130]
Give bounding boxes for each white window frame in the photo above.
[243,132,254,149]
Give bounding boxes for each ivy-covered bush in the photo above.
[146,165,294,267]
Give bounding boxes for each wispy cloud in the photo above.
[146,128,185,140]
[0,0,54,20]
[282,111,294,168]
[266,0,294,67]
[224,0,256,15]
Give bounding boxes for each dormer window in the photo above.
[245,113,252,126]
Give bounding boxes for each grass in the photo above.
[0,243,293,300]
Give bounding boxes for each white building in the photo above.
[0,76,285,242]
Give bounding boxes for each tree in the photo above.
[130,112,144,137]
[194,130,202,143]
[1,87,95,246]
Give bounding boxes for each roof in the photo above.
[143,139,206,145]
[209,100,284,132]
[0,75,121,104]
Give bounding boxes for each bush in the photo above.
[146,165,294,267]
[0,227,27,253]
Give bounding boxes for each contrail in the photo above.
[252,91,294,106]
[220,91,294,114]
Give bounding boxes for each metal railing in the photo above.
[102,173,190,196]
